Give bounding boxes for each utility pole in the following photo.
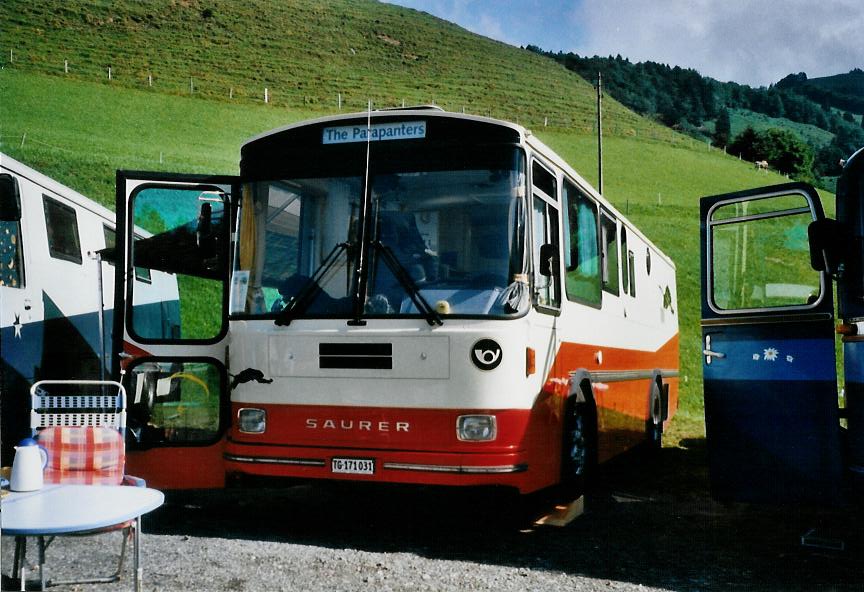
[597,72,603,195]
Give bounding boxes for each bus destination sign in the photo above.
[322,121,426,145]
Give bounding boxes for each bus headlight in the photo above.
[457,415,497,441]
[238,408,266,433]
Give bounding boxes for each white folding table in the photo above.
[1,484,164,591]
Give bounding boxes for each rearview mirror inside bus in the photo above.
[539,243,558,277]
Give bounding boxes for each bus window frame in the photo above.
[600,209,620,296]
[125,182,232,346]
[43,194,83,265]
[529,157,561,314]
[561,179,602,309]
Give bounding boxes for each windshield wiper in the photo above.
[373,241,443,326]
[274,241,351,326]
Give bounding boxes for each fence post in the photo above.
[108,67,112,80]
[190,77,194,94]
[64,60,68,74]
[264,88,269,104]
[229,87,233,99]
[148,73,153,87]
[338,93,342,110]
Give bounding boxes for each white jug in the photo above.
[10,439,48,492]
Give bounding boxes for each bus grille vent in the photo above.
[319,343,393,370]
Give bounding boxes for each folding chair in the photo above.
[10,379,145,587]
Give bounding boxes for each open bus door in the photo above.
[700,182,843,502]
[113,172,238,489]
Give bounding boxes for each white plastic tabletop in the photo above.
[1,485,164,535]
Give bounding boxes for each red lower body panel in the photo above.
[225,400,561,494]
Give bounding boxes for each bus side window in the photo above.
[0,174,24,288]
[628,250,636,297]
[600,210,619,295]
[563,182,601,306]
[621,227,629,295]
[531,161,560,309]
[43,195,82,265]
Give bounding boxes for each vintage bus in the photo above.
[0,153,180,463]
[114,108,679,493]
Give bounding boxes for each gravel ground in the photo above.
[3,440,863,591]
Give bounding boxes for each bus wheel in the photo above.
[646,382,664,451]
[561,397,595,494]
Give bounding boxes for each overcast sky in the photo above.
[386,0,864,87]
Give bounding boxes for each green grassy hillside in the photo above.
[2,0,669,137]
[727,109,835,148]
[1,68,806,441]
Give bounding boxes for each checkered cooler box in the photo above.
[38,426,125,485]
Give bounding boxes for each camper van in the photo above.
[0,153,180,462]
[113,109,679,494]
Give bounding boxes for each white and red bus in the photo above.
[113,108,679,493]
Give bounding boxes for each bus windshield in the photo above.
[231,148,528,319]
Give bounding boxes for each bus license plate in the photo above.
[331,457,376,475]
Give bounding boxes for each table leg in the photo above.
[12,537,22,579]
[16,537,26,592]
[38,536,46,591]
[134,515,142,592]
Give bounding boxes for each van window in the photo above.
[532,161,556,200]
[562,182,601,305]
[621,227,629,295]
[0,217,24,288]
[43,196,82,264]
[600,210,619,295]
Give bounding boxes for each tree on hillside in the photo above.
[729,126,761,162]
[729,127,815,180]
[754,128,814,179]
[713,108,731,147]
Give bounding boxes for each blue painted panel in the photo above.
[703,337,836,382]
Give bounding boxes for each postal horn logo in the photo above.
[471,339,502,371]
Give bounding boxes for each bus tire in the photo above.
[646,380,664,452]
[561,394,596,495]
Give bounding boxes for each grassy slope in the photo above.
[1,0,666,136]
[2,0,832,443]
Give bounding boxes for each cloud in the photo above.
[570,0,864,86]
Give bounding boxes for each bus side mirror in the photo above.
[0,174,21,221]
[808,218,845,278]
[539,243,558,277]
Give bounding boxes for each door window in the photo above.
[129,185,229,341]
[709,193,822,311]
[531,162,560,310]
[127,359,224,445]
